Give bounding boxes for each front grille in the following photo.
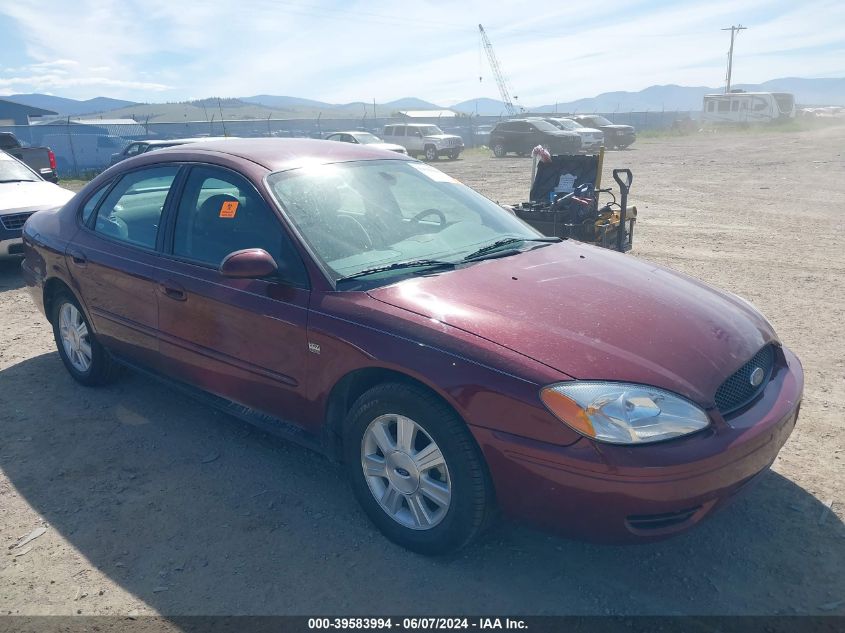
[715,344,776,416]
[1,212,32,231]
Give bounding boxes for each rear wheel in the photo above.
[492,143,506,158]
[51,292,119,386]
[344,383,494,554]
[424,145,438,161]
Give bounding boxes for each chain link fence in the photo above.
[1,110,699,179]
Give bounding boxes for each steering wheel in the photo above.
[336,214,373,250]
[410,208,446,227]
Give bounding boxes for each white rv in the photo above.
[702,91,796,124]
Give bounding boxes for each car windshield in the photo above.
[557,119,582,130]
[590,116,613,126]
[351,132,383,144]
[267,159,541,284]
[530,120,560,133]
[0,153,40,182]
[416,126,444,136]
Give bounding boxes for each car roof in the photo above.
[154,137,411,171]
[142,136,231,146]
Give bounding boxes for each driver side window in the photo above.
[170,166,308,285]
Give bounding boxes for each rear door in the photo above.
[154,164,313,429]
[67,164,181,368]
[497,122,515,152]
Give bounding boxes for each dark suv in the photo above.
[570,115,636,150]
[489,119,581,157]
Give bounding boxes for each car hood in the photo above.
[424,134,462,141]
[367,242,776,407]
[0,181,75,214]
[546,130,580,138]
[602,124,635,132]
[575,127,603,135]
[369,142,407,153]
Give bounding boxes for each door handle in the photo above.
[68,249,87,266]
[158,280,186,301]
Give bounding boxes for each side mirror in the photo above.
[219,248,278,279]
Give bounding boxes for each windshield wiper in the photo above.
[336,259,456,284]
[463,237,560,262]
[0,178,37,183]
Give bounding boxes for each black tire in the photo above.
[492,143,506,158]
[447,150,460,160]
[51,291,120,386]
[343,382,495,555]
[424,145,438,161]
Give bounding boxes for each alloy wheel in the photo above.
[59,302,92,373]
[361,413,451,530]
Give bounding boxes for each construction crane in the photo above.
[478,24,521,116]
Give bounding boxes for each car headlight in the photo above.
[540,382,710,445]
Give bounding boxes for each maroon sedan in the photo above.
[21,139,803,554]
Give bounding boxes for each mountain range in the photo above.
[452,78,845,115]
[2,77,842,120]
[4,94,137,116]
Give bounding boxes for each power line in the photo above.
[721,24,747,93]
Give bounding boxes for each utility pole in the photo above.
[721,24,747,93]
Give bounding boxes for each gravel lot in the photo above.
[1,126,843,618]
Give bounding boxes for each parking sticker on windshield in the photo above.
[410,162,460,184]
[219,200,239,218]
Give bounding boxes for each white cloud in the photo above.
[0,0,842,103]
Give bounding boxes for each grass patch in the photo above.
[639,117,845,139]
[58,178,94,192]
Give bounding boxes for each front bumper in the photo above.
[471,345,803,542]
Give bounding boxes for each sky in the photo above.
[0,0,843,106]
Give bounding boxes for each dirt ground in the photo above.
[1,126,843,618]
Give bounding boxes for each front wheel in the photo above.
[447,150,460,160]
[492,143,506,158]
[344,383,494,554]
[51,292,120,386]
[424,145,438,161]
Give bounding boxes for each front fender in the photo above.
[306,291,582,448]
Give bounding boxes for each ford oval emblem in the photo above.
[749,367,765,387]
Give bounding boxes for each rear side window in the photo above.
[93,166,178,249]
[393,126,406,137]
[171,166,307,285]
[81,185,109,224]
